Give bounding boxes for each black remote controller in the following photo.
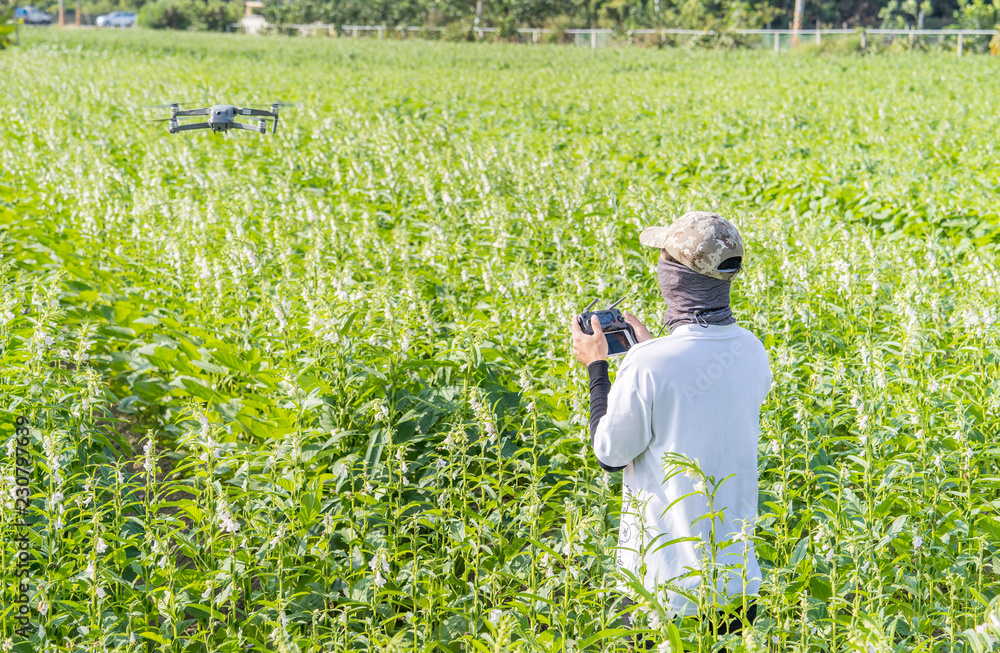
[578,297,638,356]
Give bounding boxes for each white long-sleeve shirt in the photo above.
[591,322,772,616]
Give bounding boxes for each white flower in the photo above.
[436,458,447,470]
[914,536,923,551]
[267,524,286,548]
[399,460,409,475]
[95,537,107,554]
[202,586,212,601]
[37,624,45,640]
[129,633,137,645]
[770,440,781,455]
[928,379,940,392]
[489,608,502,625]
[198,413,210,438]
[86,560,96,581]
[217,500,240,533]
[374,569,386,588]
[693,480,707,495]
[364,481,373,493]
[37,601,48,616]
[96,586,106,599]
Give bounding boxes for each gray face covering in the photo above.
[657,257,736,329]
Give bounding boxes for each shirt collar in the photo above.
[668,323,740,337]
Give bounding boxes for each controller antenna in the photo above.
[606,297,626,311]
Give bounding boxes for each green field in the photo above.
[2,30,1000,652]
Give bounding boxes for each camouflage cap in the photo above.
[639,211,744,280]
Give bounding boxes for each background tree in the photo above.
[0,0,15,48]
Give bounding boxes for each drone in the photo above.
[152,102,286,134]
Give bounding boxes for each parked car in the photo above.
[14,6,52,24]
[95,11,137,27]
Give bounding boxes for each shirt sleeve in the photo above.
[590,356,654,470]
[587,361,625,473]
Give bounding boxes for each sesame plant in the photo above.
[1,29,999,653]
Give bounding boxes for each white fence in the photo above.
[232,23,999,54]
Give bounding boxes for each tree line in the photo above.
[5,0,1000,33]
[262,0,999,31]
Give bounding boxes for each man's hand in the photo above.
[570,315,608,366]
[624,312,654,343]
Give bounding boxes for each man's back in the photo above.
[591,322,772,615]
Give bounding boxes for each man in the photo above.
[569,211,772,649]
